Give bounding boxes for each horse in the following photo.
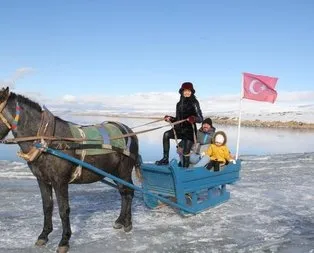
[0,87,141,253]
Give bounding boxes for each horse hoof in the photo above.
[35,239,47,247]
[113,222,123,229]
[124,224,132,232]
[57,245,69,253]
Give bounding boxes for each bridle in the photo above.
[0,93,21,131]
[0,92,51,162]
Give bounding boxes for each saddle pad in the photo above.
[69,122,127,156]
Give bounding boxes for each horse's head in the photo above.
[0,86,11,139]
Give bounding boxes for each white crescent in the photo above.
[249,79,266,94]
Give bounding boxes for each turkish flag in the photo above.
[242,72,278,103]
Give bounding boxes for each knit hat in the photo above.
[179,82,195,94]
[202,118,212,127]
[215,134,224,144]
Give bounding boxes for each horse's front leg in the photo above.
[35,180,53,247]
[53,182,71,253]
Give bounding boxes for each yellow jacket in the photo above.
[205,144,232,163]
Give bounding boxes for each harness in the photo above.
[0,94,56,162]
[17,106,56,162]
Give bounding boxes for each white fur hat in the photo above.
[215,134,224,144]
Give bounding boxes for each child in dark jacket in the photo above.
[177,117,216,165]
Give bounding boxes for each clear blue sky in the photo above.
[1,0,313,99]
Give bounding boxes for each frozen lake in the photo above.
[0,116,314,253]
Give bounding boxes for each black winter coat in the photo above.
[172,96,203,141]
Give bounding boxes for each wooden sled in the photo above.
[140,159,241,215]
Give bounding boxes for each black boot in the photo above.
[206,161,213,170]
[182,156,190,168]
[156,134,171,166]
[155,156,169,165]
[213,161,220,171]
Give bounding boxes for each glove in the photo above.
[230,159,236,164]
[164,115,173,122]
[187,115,196,124]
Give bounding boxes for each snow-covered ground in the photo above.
[0,153,314,253]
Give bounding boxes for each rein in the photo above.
[1,118,188,144]
[131,118,165,129]
[0,93,12,129]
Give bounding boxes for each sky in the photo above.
[0,0,314,111]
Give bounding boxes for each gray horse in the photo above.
[0,87,141,253]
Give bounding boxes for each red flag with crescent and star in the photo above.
[242,72,278,103]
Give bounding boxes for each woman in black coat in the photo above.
[155,82,203,167]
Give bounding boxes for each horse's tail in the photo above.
[134,154,143,182]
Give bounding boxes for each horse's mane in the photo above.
[9,92,74,124]
[9,92,42,112]
[55,116,69,124]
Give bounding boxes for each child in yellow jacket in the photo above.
[204,131,234,171]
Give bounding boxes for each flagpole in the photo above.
[235,75,243,160]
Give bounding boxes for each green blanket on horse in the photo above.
[69,122,127,156]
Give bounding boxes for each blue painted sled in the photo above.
[34,144,241,215]
[140,159,241,215]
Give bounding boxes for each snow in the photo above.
[0,153,314,253]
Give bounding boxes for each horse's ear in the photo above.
[4,87,9,96]
[0,87,10,102]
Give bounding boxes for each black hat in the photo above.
[202,118,212,127]
[179,82,195,94]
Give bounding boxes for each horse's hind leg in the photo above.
[113,184,134,232]
[53,182,71,253]
[35,180,53,246]
[113,157,134,232]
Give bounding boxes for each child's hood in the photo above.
[212,131,227,145]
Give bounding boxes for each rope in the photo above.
[0,136,87,144]
[171,122,179,147]
[109,118,187,140]
[131,118,164,129]
[1,118,188,144]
